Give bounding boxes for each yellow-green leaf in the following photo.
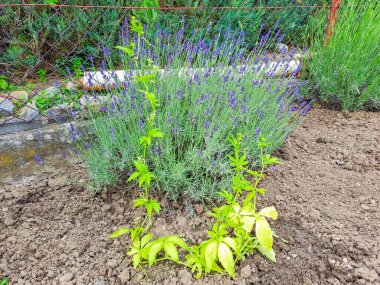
[141,233,153,248]
[166,236,189,251]
[257,244,276,262]
[128,171,140,181]
[218,242,235,278]
[256,217,273,250]
[222,237,237,252]
[164,242,179,262]
[132,254,140,268]
[241,216,256,233]
[148,242,163,266]
[259,206,278,220]
[204,242,218,272]
[108,227,131,238]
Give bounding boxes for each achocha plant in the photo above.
[110,132,281,279]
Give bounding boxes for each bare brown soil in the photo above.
[1,107,380,285]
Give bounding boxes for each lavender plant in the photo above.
[307,0,380,111]
[62,18,312,201]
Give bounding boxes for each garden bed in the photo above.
[1,106,379,285]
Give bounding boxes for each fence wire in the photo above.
[0,0,331,129]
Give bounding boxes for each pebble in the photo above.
[93,279,106,285]
[118,268,130,283]
[58,272,74,283]
[178,269,193,285]
[240,265,252,278]
[194,204,204,214]
[176,216,187,228]
[361,204,370,211]
[106,258,118,268]
[275,194,285,201]
[354,267,379,282]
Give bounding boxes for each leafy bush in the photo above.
[0,0,327,80]
[307,1,380,111]
[64,21,312,201]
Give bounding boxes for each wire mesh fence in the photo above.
[0,1,331,132]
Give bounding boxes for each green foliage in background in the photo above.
[0,0,328,80]
[0,277,9,285]
[307,1,380,110]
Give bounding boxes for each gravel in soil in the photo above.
[1,107,380,285]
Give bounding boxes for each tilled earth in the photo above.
[1,107,380,285]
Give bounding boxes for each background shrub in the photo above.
[0,0,328,81]
[307,1,380,111]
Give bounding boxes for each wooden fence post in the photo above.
[324,0,342,46]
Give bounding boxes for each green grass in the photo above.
[307,1,380,111]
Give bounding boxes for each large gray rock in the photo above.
[41,86,60,96]
[79,96,110,112]
[0,98,14,116]
[66,81,76,90]
[18,102,40,122]
[46,103,71,123]
[10,90,28,102]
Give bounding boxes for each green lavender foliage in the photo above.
[307,1,380,111]
[70,26,310,201]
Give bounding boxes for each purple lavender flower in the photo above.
[34,154,45,166]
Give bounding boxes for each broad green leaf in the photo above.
[204,241,218,272]
[128,171,140,181]
[256,188,266,195]
[149,128,164,138]
[218,242,235,278]
[141,233,153,248]
[133,160,146,173]
[257,245,276,262]
[133,198,146,208]
[139,136,152,146]
[164,242,179,262]
[239,205,255,216]
[148,242,163,266]
[244,191,256,204]
[108,227,131,238]
[256,217,273,250]
[127,246,139,256]
[259,206,278,220]
[132,73,156,83]
[241,216,256,233]
[222,237,237,252]
[132,254,141,268]
[152,201,161,215]
[232,203,241,213]
[115,45,134,56]
[166,236,189,250]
